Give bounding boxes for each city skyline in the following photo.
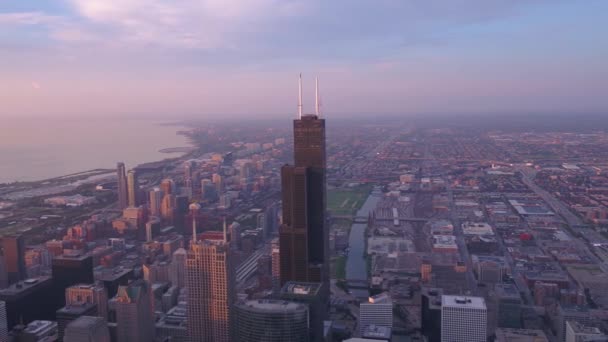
[1,1,607,118]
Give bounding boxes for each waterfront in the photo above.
[0,117,191,183]
[345,187,381,298]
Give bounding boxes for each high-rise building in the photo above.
[143,261,170,284]
[52,254,95,307]
[212,173,223,193]
[234,299,309,342]
[186,219,235,342]
[117,162,129,210]
[421,287,443,342]
[280,281,326,342]
[149,188,163,217]
[565,321,608,342]
[279,75,328,293]
[495,284,522,329]
[556,305,594,342]
[0,301,7,342]
[66,283,109,320]
[160,179,174,196]
[170,248,187,289]
[64,316,111,342]
[127,169,140,207]
[441,295,487,342]
[0,235,26,285]
[0,276,56,329]
[359,292,393,335]
[56,302,98,340]
[115,280,154,342]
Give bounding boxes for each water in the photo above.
[345,188,381,298]
[0,117,191,183]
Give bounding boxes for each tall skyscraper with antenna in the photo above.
[116,162,128,209]
[186,208,235,342]
[279,74,328,294]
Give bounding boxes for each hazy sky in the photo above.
[1,0,606,119]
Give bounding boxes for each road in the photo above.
[517,166,583,227]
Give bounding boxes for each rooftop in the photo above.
[281,281,321,297]
[0,276,52,296]
[65,316,105,330]
[442,295,486,310]
[237,299,306,313]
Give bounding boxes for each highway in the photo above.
[517,165,583,227]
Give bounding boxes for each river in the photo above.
[345,187,381,298]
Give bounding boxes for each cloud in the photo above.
[31,81,41,90]
[0,0,556,56]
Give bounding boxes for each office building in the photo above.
[494,328,548,342]
[279,76,328,299]
[556,305,595,342]
[170,248,187,289]
[127,169,140,207]
[149,188,163,217]
[56,302,97,340]
[52,254,95,307]
[64,316,111,342]
[496,284,523,329]
[441,295,487,342]
[143,261,170,284]
[359,293,393,335]
[66,283,109,320]
[156,302,187,342]
[421,287,443,342]
[0,276,55,329]
[15,320,58,341]
[115,280,154,342]
[362,325,392,341]
[565,321,608,342]
[117,162,129,210]
[234,299,309,342]
[160,179,174,195]
[145,217,161,243]
[0,235,26,285]
[186,220,235,342]
[0,301,7,342]
[281,281,326,342]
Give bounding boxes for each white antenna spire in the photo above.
[192,215,197,244]
[298,73,303,118]
[223,217,227,243]
[315,77,320,116]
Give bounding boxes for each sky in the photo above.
[0,0,607,119]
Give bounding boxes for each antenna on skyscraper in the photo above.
[315,77,320,116]
[298,73,303,119]
[223,217,227,243]
[189,203,201,244]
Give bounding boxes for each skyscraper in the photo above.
[441,295,487,342]
[149,187,163,217]
[116,162,129,210]
[359,292,393,335]
[169,248,187,289]
[280,75,328,291]
[160,178,174,195]
[115,280,154,342]
[186,216,235,342]
[0,235,26,285]
[127,169,139,207]
[52,254,95,307]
